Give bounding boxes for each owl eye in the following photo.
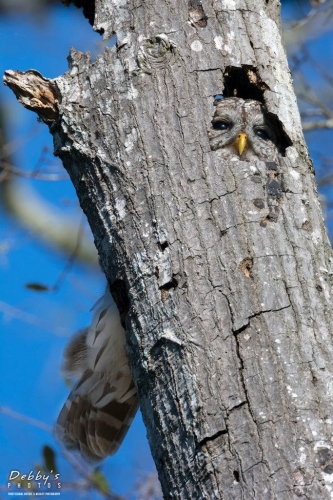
[212,120,232,131]
[255,128,270,141]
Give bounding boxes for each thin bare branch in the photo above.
[302,118,333,130]
[296,70,333,119]
[51,216,86,291]
[0,406,53,433]
[0,299,66,334]
[0,160,69,181]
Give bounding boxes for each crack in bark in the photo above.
[231,321,272,490]
[227,401,247,414]
[199,429,227,447]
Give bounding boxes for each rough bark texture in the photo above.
[5,1,333,498]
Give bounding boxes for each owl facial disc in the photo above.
[208,97,283,163]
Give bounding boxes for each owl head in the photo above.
[208,97,284,162]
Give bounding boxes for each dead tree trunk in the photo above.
[4,1,333,498]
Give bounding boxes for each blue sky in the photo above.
[0,2,332,499]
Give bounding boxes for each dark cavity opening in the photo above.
[110,279,130,327]
[265,110,292,156]
[159,276,178,292]
[233,470,240,482]
[223,65,269,102]
[159,241,169,252]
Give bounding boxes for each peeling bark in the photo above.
[4,1,333,498]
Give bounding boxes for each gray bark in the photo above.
[4,1,333,498]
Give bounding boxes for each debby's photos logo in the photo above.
[7,470,61,491]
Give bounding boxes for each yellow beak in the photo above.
[236,133,247,156]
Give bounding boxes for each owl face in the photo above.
[208,97,282,162]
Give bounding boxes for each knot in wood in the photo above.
[137,34,178,74]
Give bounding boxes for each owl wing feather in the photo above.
[56,289,138,462]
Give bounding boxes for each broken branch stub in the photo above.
[3,69,60,124]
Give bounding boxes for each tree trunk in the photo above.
[4,1,333,498]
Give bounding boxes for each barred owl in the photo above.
[208,97,283,162]
[56,288,138,462]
